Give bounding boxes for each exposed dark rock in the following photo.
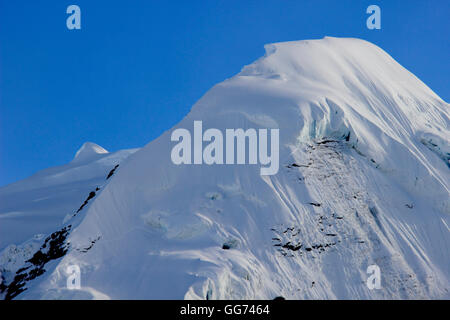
[282,242,302,251]
[106,164,119,179]
[76,190,97,213]
[78,236,101,253]
[222,239,238,250]
[0,273,6,293]
[316,139,337,145]
[4,225,71,300]
[345,132,350,141]
[309,202,322,207]
[286,162,310,169]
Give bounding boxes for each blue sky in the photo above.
[0,0,448,186]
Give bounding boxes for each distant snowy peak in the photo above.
[0,141,139,250]
[72,142,109,163]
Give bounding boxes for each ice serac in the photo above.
[4,37,450,299]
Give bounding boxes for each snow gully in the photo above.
[171,120,279,175]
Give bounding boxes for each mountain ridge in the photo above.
[1,37,448,299]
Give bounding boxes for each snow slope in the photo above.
[1,37,449,299]
[0,143,138,291]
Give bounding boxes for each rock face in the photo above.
[1,37,449,299]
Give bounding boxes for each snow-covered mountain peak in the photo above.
[190,37,448,209]
[242,37,440,100]
[1,37,448,300]
[72,142,109,163]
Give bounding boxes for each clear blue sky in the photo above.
[0,0,448,186]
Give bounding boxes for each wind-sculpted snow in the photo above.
[1,37,449,299]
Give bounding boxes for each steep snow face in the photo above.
[2,37,449,300]
[0,143,138,299]
[0,143,138,250]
